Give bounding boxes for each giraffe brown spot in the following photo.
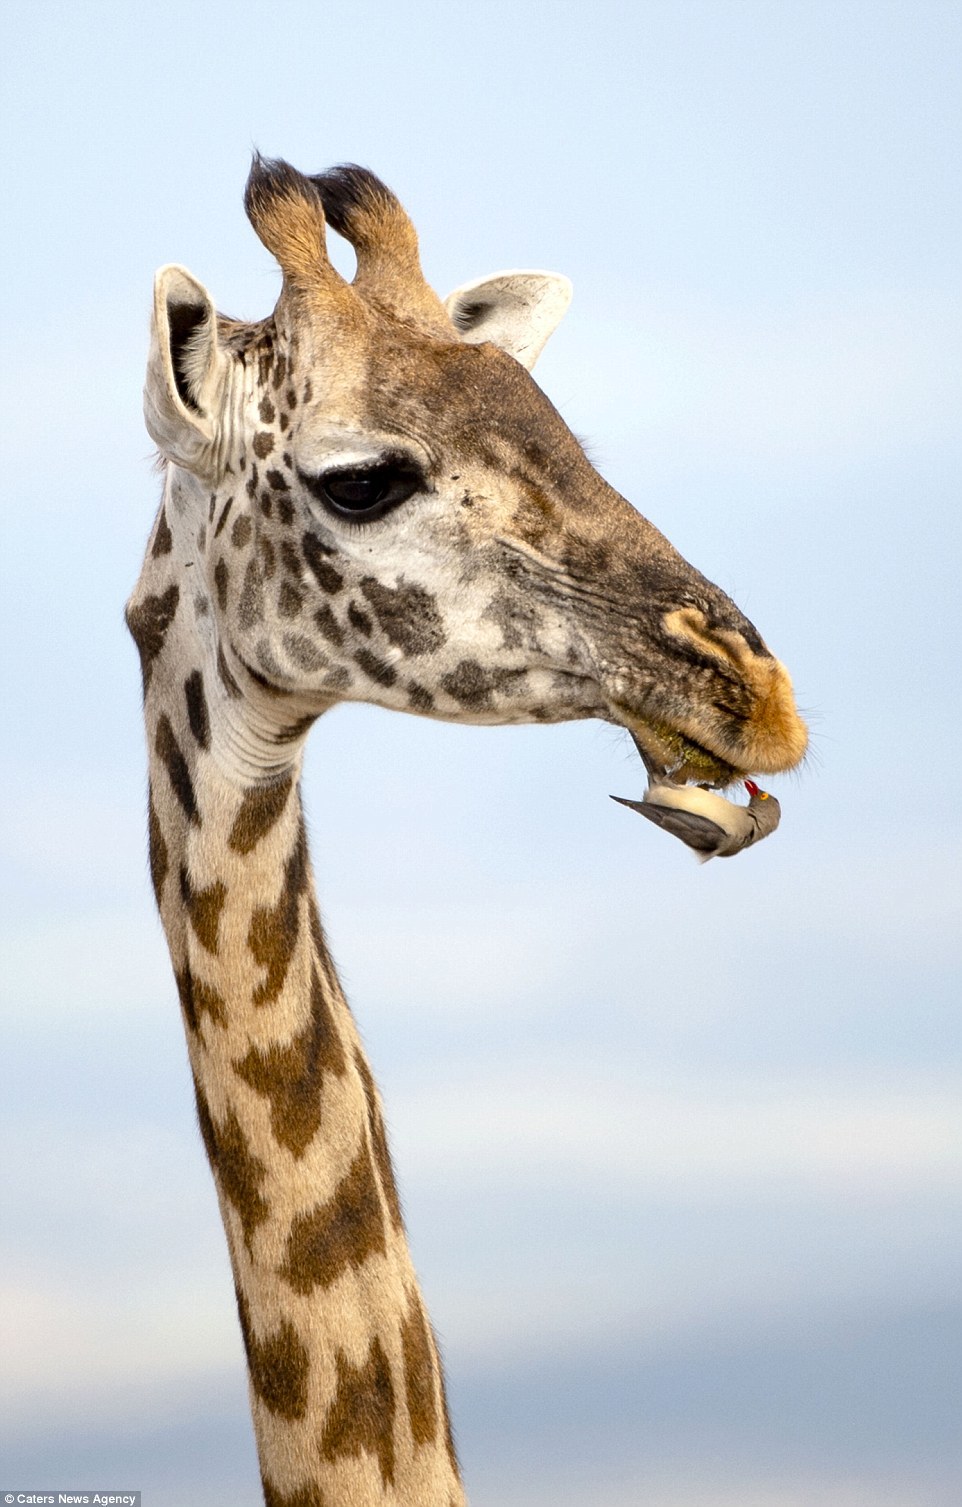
[147,788,168,905]
[280,539,302,576]
[259,536,277,578]
[246,463,260,501]
[286,629,328,672]
[482,588,534,652]
[440,659,489,709]
[272,714,315,745]
[320,1337,396,1488]
[441,660,525,710]
[213,496,234,538]
[217,642,242,698]
[155,714,199,825]
[359,577,445,655]
[239,647,284,695]
[400,1288,440,1446]
[151,507,173,557]
[194,1076,218,1163]
[179,865,228,953]
[231,514,252,548]
[314,604,344,648]
[217,1114,270,1246]
[347,601,373,636]
[303,529,335,557]
[236,1288,309,1421]
[407,682,435,713]
[266,468,289,491]
[307,892,337,974]
[284,633,327,671]
[302,377,312,403]
[184,670,210,751]
[175,967,226,1032]
[262,1480,329,1507]
[194,977,226,1027]
[277,493,294,525]
[239,557,264,628]
[286,385,297,410]
[260,491,273,518]
[215,557,229,611]
[273,353,288,391]
[259,395,276,424]
[175,967,197,1032]
[355,647,397,688]
[303,533,343,594]
[354,1050,403,1232]
[279,411,290,434]
[257,347,274,387]
[253,431,275,459]
[228,774,294,855]
[126,584,180,690]
[235,965,346,1156]
[281,1146,387,1295]
[194,1083,269,1247]
[248,825,308,1004]
[279,580,303,619]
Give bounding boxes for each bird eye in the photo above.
[298,457,424,522]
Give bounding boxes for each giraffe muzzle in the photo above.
[607,615,808,788]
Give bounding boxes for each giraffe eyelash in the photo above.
[296,455,426,523]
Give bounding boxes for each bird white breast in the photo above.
[644,782,744,823]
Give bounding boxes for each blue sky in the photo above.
[2,3,961,1504]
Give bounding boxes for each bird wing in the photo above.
[611,795,725,854]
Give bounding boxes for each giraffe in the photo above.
[126,156,808,1507]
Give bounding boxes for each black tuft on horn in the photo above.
[244,153,323,224]
[310,164,403,247]
[307,163,450,328]
[243,153,340,291]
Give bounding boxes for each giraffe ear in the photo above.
[444,271,572,370]
[144,265,231,476]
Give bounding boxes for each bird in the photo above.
[611,779,781,862]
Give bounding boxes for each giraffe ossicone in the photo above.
[127,155,807,1507]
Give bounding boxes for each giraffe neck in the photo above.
[133,482,463,1507]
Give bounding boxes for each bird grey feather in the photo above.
[610,795,726,853]
[610,779,781,861]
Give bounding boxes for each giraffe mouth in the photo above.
[624,720,741,789]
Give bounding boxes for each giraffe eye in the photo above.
[299,459,424,522]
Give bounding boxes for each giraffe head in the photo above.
[138,156,807,788]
